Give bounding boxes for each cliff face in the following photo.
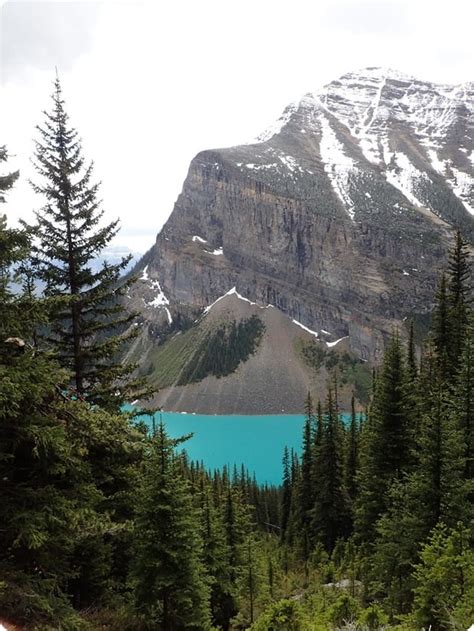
[131,68,474,369]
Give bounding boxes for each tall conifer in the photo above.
[312,388,347,551]
[356,335,411,541]
[24,77,146,410]
[131,423,211,629]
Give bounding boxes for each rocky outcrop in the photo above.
[131,67,473,366]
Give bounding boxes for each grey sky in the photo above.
[1,1,100,82]
[1,0,473,253]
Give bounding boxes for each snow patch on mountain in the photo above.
[319,115,357,219]
[448,166,474,214]
[244,163,278,171]
[292,319,319,338]
[140,265,172,323]
[327,336,349,348]
[426,149,446,174]
[384,151,429,207]
[278,153,303,173]
[205,247,223,256]
[203,287,273,316]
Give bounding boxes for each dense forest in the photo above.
[178,316,265,385]
[0,80,473,630]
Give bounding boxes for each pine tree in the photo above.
[345,394,358,506]
[280,447,292,542]
[410,358,469,532]
[312,388,347,552]
[431,274,450,380]
[355,335,412,541]
[446,230,471,366]
[410,522,474,631]
[453,311,474,481]
[0,216,30,343]
[200,484,237,629]
[24,77,147,411]
[0,145,18,203]
[0,216,139,624]
[131,423,211,629]
[407,319,417,379]
[0,149,25,342]
[299,393,315,549]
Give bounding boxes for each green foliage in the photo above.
[250,599,307,631]
[355,335,412,541]
[0,145,19,203]
[358,603,389,630]
[178,315,264,384]
[328,593,360,628]
[130,423,212,629]
[312,388,348,552]
[300,341,372,403]
[410,522,474,631]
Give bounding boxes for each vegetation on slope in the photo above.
[298,340,372,404]
[177,315,265,385]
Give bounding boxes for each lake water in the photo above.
[130,409,350,485]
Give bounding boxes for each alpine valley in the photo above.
[125,67,474,414]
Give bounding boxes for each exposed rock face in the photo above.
[134,67,474,363]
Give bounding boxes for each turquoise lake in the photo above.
[131,409,350,485]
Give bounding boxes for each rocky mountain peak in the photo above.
[126,69,473,412]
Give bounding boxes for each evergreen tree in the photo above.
[200,484,237,629]
[410,361,469,532]
[0,216,30,342]
[446,230,471,366]
[299,393,314,551]
[431,274,450,380]
[24,77,147,411]
[453,309,474,482]
[131,423,211,629]
[345,394,359,506]
[355,334,412,541]
[407,319,417,379]
[410,522,474,631]
[280,447,292,542]
[0,217,142,623]
[0,145,18,203]
[312,388,347,551]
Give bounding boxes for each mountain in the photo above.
[126,68,474,413]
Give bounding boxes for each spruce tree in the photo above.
[453,311,474,481]
[0,145,18,203]
[299,393,315,547]
[407,319,417,379]
[0,218,142,625]
[355,335,412,541]
[280,447,292,542]
[24,77,146,410]
[345,394,359,506]
[312,388,347,552]
[131,423,211,629]
[200,484,237,629]
[446,230,471,366]
[431,274,450,380]
[410,522,474,631]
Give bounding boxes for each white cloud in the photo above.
[1,0,473,254]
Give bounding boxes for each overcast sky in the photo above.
[1,0,473,254]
